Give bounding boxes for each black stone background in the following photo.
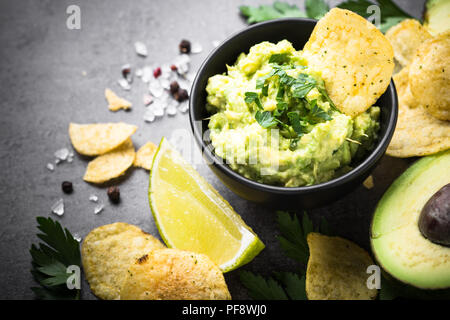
[0,0,425,299]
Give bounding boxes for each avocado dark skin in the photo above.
[418,183,450,247]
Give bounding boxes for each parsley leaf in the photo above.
[245,91,263,110]
[274,272,307,300]
[309,99,332,121]
[291,73,317,99]
[30,216,81,300]
[287,112,306,136]
[306,0,329,19]
[277,211,330,265]
[338,0,414,33]
[255,110,278,128]
[239,1,306,24]
[239,271,289,300]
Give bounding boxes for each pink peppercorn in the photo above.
[153,67,162,78]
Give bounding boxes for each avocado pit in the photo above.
[418,183,450,246]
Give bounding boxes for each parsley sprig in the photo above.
[244,55,333,148]
[30,216,81,300]
[239,0,415,33]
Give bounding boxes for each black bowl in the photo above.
[189,18,398,209]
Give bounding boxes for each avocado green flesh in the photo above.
[206,40,380,187]
[371,150,450,289]
[424,0,450,36]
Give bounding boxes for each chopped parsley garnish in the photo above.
[244,91,263,110]
[255,110,278,128]
[244,56,334,148]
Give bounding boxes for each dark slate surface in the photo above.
[0,0,424,299]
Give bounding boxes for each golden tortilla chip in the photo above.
[69,122,137,156]
[119,248,231,300]
[385,19,432,68]
[134,141,158,170]
[387,103,450,157]
[409,32,450,121]
[393,67,414,107]
[81,222,165,300]
[105,88,132,112]
[303,8,394,117]
[306,233,377,300]
[83,139,135,184]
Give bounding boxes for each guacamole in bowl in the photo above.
[206,40,380,187]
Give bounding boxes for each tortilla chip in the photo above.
[105,88,132,111]
[387,103,450,157]
[83,139,135,184]
[393,67,415,107]
[69,122,137,156]
[306,233,377,300]
[134,142,158,170]
[409,32,450,121]
[385,19,432,68]
[81,222,165,300]
[303,8,394,117]
[119,248,231,300]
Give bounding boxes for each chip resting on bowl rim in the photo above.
[303,8,394,117]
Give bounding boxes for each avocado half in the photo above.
[424,0,450,36]
[371,150,450,290]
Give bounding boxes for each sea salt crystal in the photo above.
[212,40,220,48]
[135,68,143,78]
[159,78,170,90]
[51,198,64,216]
[89,194,98,202]
[166,103,178,116]
[143,94,153,106]
[149,80,163,97]
[67,151,74,163]
[174,54,190,74]
[55,158,61,165]
[46,163,55,171]
[73,233,82,242]
[135,41,148,57]
[54,148,69,161]
[178,102,189,113]
[191,42,203,54]
[153,104,165,117]
[94,203,104,214]
[118,78,131,91]
[141,66,153,83]
[143,109,156,122]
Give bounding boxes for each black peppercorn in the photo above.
[62,181,73,194]
[107,186,120,204]
[169,81,180,95]
[174,88,189,102]
[179,40,191,54]
[121,64,132,83]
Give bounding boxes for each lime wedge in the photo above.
[149,138,264,272]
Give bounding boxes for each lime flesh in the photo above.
[149,138,264,272]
